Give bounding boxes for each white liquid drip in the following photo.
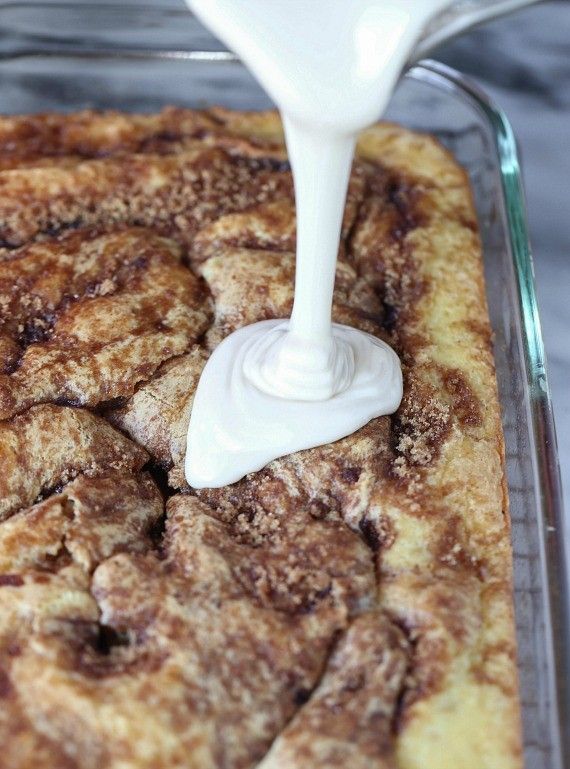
[245,127,357,403]
[185,0,451,489]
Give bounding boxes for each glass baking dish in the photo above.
[0,4,566,768]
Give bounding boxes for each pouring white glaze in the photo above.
[185,0,451,489]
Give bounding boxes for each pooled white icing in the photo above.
[185,0,451,488]
[186,319,402,487]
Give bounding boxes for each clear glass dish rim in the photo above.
[0,11,566,763]
[411,61,569,765]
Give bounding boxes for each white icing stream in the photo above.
[184,0,452,488]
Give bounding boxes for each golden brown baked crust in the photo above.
[0,228,211,419]
[0,107,522,768]
[0,404,148,520]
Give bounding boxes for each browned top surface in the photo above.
[0,107,521,769]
